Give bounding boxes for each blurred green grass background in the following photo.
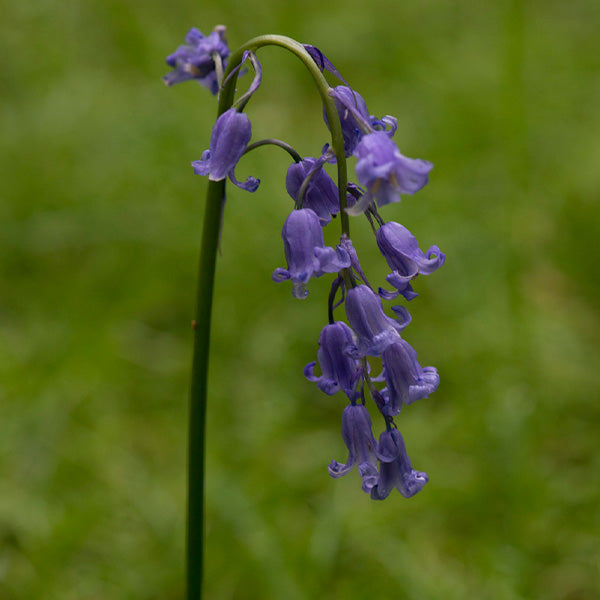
[1,0,599,598]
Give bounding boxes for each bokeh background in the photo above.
[2,0,598,598]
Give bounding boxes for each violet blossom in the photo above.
[329,403,379,493]
[377,221,445,300]
[348,131,433,215]
[286,158,340,224]
[191,107,259,192]
[272,208,350,299]
[380,340,440,416]
[371,428,429,500]
[163,26,230,94]
[344,285,411,356]
[304,322,361,400]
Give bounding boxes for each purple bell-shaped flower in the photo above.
[370,428,428,500]
[329,403,379,493]
[272,209,350,299]
[324,86,371,156]
[344,285,411,356]
[380,340,440,416]
[304,322,361,400]
[349,132,433,215]
[192,107,259,191]
[377,221,445,300]
[286,158,340,225]
[163,26,230,94]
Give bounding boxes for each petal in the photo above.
[191,151,212,176]
[313,245,351,274]
[317,378,341,395]
[303,45,347,83]
[271,268,291,282]
[390,305,412,330]
[228,170,260,192]
[303,361,319,382]
[393,156,433,195]
[328,459,354,478]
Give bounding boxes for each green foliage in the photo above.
[1,0,598,598]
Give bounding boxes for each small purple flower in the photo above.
[191,108,259,192]
[377,221,445,300]
[272,209,351,299]
[348,132,433,215]
[344,285,411,357]
[286,158,340,225]
[371,428,428,500]
[304,322,361,400]
[329,403,379,493]
[381,340,440,416]
[163,26,230,94]
[324,86,371,156]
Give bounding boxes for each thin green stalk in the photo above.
[186,35,351,600]
[187,178,224,599]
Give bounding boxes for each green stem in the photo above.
[187,178,224,600]
[186,35,351,600]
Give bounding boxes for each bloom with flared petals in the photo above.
[329,404,379,492]
[370,428,428,500]
[377,221,445,300]
[163,26,230,94]
[286,158,340,225]
[191,108,259,192]
[381,340,439,416]
[344,285,411,357]
[272,209,350,299]
[304,322,361,400]
[348,132,433,215]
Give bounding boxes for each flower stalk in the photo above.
[185,33,353,600]
[164,26,443,600]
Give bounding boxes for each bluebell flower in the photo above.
[163,26,230,94]
[304,322,361,400]
[191,108,259,192]
[344,285,411,356]
[329,403,379,493]
[371,428,428,500]
[380,340,440,416]
[286,158,340,225]
[348,132,433,215]
[377,221,445,300]
[272,209,351,299]
[324,86,371,156]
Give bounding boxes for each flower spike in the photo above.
[166,27,443,506]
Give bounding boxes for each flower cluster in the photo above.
[165,27,445,500]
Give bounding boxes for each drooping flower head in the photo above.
[348,132,433,215]
[329,403,379,493]
[377,221,445,300]
[380,340,440,416]
[272,209,350,299]
[163,26,230,94]
[344,285,411,357]
[371,428,428,500]
[191,107,259,192]
[286,158,340,225]
[304,322,361,400]
[324,86,371,156]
